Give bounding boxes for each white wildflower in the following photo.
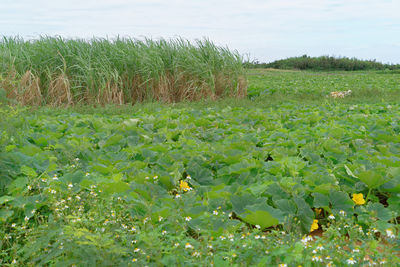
[346,257,356,265]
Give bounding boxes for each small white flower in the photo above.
[145,176,149,180]
[278,264,287,267]
[85,172,90,177]
[339,210,346,216]
[161,230,167,235]
[133,248,140,252]
[75,158,80,161]
[52,174,58,180]
[175,194,181,199]
[185,216,192,221]
[130,227,136,232]
[24,216,29,221]
[192,251,201,257]
[219,235,226,240]
[174,243,180,247]
[71,164,76,168]
[228,212,233,218]
[186,175,191,180]
[386,229,395,238]
[328,214,335,220]
[185,243,193,249]
[27,185,32,190]
[346,257,356,265]
[255,235,260,239]
[213,210,218,215]
[11,223,16,227]
[11,259,17,264]
[255,224,261,229]
[316,244,324,251]
[68,183,73,188]
[158,216,163,222]
[352,248,360,253]
[76,195,81,200]
[207,244,213,249]
[312,255,323,262]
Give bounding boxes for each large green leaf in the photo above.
[329,190,353,214]
[312,192,330,208]
[357,170,387,189]
[0,195,14,205]
[242,210,279,229]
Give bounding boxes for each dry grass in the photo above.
[48,73,73,106]
[6,71,43,106]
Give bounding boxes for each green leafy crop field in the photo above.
[1,69,399,266]
[247,69,400,102]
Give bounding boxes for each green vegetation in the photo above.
[247,69,400,101]
[0,37,246,106]
[1,67,400,265]
[247,55,400,71]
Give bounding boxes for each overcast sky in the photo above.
[1,0,400,63]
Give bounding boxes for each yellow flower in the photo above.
[310,219,319,232]
[352,193,365,205]
[179,180,191,192]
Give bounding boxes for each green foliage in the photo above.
[1,74,400,265]
[247,68,400,101]
[247,55,400,71]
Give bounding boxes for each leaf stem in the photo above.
[365,188,372,203]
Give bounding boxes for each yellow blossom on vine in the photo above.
[352,193,365,205]
[179,180,191,192]
[310,219,319,232]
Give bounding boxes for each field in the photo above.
[1,68,400,266]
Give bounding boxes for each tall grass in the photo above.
[0,37,246,106]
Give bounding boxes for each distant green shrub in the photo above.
[246,55,400,71]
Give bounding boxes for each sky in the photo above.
[1,0,400,64]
